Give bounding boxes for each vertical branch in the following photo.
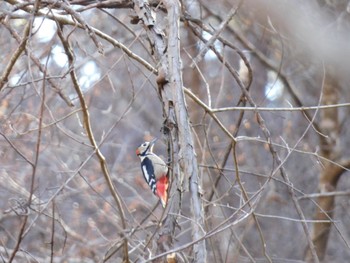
[56,23,129,262]
[50,201,55,263]
[7,1,42,261]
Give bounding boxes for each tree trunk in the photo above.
[133,0,206,261]
[305,69,345,261]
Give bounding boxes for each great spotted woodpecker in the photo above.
[136,138,169,208]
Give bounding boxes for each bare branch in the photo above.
[56,23,129,262]
[0,19,31,91]
[190,0,243,67]
[211,103,350,112]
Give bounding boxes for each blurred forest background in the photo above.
[1,0,350,262]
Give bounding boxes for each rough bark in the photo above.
[133,0,206,261]
[163,1,206,261]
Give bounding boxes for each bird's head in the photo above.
[136,137,157,156]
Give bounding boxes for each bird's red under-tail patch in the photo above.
[156,176,168,207]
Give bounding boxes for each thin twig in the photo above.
[298,191,350,200]
[190,0,244,67]
[189,14,321,263]
[50,200,55,263]
[4,0,157,74]
[211,103,350,112]
[1,18,74,107]
[232,141,272,262]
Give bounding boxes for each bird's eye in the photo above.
[142,143,147,147]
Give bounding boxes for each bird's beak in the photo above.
[150,137,158,146]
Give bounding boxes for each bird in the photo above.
[136,138,169,208]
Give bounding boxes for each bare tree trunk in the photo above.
[133,0,206,261]
[305,70,350,261]
[165,1,207,262]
